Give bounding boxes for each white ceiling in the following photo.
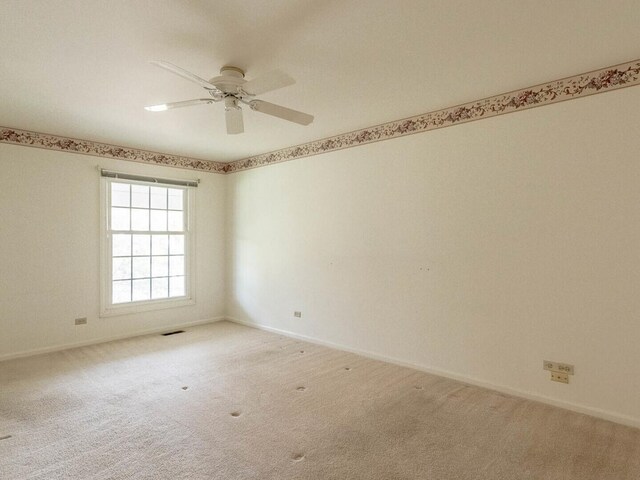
[1,1,639,163]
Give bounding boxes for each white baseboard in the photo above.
[226,317,640,430]
[0,316,224,362]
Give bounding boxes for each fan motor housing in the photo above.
[209,66,246,94]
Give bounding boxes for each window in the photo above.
[101,174,195,315]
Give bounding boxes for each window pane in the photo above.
[169,235,184,255]
[152,277,168,299]
[111,207,130,230]
[112,280,131,304]
[132,256,150,278]
[152,235,168,255]
[106,180,190,308]
[112,234,131,256]
[113,257,131,280]
[131,185,149,208]
[168,188,183,211]
[152,256,168,277]
[131,209,150,231]
[150,210,167,231]
[169,255,184,276]
[132,234,151,255]
[111,183,130,207]
[150,187,167,209]
[168,211,183,231]
[170,276,185,297]
[132,279,151,301]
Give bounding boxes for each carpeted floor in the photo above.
[1,321,639,479]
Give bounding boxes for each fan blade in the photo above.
[150,61,222,93]
[250,100,313,125]
[225,106,244,134]
[242,70,295,95]
[144,99,215,112]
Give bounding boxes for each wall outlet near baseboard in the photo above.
[294,311,302,318]
[551,371,569,384]
[74,317,87,325]
[543,360,574,375]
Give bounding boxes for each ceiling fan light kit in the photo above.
[145,61,313,135]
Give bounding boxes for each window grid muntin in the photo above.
[107,179,189,306]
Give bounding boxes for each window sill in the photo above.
[100,296,195,318]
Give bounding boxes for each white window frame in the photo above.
[100,175,196,317]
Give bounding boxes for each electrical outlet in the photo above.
[294,311,302,318]
[75,317,87,325]
[556,363,575,375]
[543,360,574,375]
[551,372,569,384]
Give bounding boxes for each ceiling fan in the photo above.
[144,61,314,134]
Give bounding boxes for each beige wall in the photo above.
[0,144,226,359]
[1,85,638,427]
[226,86,640,426]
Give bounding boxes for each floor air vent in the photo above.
[161,330,185,336]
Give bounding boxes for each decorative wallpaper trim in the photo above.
[3,59,640,174]
[0,127,227,174]
[224,58,640,173]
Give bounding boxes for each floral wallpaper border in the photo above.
[0,127,227,174]
[2,59,639,175]
[224,58,640,173]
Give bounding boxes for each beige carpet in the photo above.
[1,321,639,479]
